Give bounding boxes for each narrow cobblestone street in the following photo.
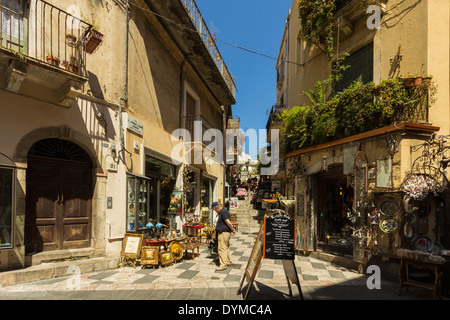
[0,218,444,301]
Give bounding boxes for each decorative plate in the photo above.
[128,192,135,201]
[379,217,399,233]
[128,203,135,212]
[414,236,433,252]
[170,242,183,260]
[379,199,400,216]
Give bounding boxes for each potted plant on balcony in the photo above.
[403,75,422,88]
[62,56,79,74]
[46,53,60,67]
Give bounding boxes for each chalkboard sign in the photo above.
[263,212,296,260]
[237,216,303,300]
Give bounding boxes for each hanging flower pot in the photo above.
[84,29,104,54]
[65,34,77,47]
[402,174,432,201]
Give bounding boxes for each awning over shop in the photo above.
[283,122,440,159]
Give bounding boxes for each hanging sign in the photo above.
[263,212,296,260]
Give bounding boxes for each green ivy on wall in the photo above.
[280,77,436,154]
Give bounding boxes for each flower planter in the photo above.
[404,76,422,88]
[85,29,104,54]
[45,55,60,67]
[422,77,432,86]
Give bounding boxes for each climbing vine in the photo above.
[298,0,336,60]
[297,0,372,60]
[280,77,437,154]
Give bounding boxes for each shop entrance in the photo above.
[25,139,93,254]
[144,155,176,225]
[316,165,353,256]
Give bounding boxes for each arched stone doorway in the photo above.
[25,138,93,254]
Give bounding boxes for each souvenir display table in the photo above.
[143,236,186,251]
[399,258,444,299]
[182,224,204,259]
[141,236,187,268]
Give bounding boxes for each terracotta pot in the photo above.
[413,76,423,86]
[46,55,60,67]
[422,77,432,85]
[65,63,79,74]
[404,77,422,87]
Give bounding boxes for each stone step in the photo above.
[0,256,120,287]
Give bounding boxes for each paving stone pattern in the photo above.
[0,200,442,300]
[0,231,371,299]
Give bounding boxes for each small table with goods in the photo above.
[182,224,204,259]
[141,236,187,268]
[398,249,446,299]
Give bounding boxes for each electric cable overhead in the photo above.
[128,1,303,67]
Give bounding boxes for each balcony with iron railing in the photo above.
[144,0,236,106]
[266,105,286,131]
[181,0,236,100]
[0,0,102,107]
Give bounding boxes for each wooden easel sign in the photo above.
[237,212,303,300]
[237,224,264,300]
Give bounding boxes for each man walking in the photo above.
[212,201,237,271]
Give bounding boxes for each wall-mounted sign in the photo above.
[263,212,296,260]
[343,145,358,174]
[127,114,143,136]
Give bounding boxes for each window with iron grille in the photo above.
[334,42,374,93]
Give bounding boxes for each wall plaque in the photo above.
[127,114,143,136]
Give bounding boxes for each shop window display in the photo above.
[127,174,151,232]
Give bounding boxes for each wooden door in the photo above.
[25,156,92,254]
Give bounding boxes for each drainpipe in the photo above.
[109,1,129,242]
[119,0,130,153]
[179,58,186,130]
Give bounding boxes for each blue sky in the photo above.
[195,0,293,159]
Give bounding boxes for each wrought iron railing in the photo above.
[0,0,92,77]
[181,0,236,99]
